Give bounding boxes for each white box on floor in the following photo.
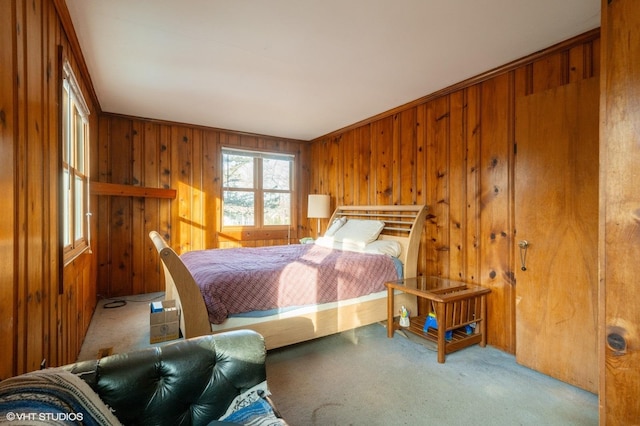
[149,300,180,343]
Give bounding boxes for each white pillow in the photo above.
[314,236,401,257]
[324,216,347,237]
[332,219,385,245]
[314,237,366,251]
[364,240,402,257]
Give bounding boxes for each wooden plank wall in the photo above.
[599,0,640,422]
[95,115,309,298]
[0,0,98,378]
[309,31,600,353]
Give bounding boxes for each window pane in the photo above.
[223,153,254,188]
[264,192,290,225]
[223,190,254,226]
[62,87,70,163]
[263,158,291,190]
[63,169,71,246]
[74,175,84,240]
[75,109,84,172]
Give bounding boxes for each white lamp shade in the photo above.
[307,194,330,219]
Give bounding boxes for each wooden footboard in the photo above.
[149,204,427,348]
[149,231,212,339]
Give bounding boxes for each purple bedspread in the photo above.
[180,244,400,324]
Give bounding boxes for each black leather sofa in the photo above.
[62,330,284,425]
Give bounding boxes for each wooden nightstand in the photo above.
[386,276,491,363]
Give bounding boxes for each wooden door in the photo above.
[514,77,598,393]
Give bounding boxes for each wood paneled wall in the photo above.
[309,31,600,353]
[0,0,98,378]
[600,0,640,422]
[94,115,309,297]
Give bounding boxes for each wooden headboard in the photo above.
[327,204,427,278]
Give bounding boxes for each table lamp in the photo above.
[307,194,330,237]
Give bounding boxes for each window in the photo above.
[62,61,91,263]
[222,148,293,229]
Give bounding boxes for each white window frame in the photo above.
[62,60,91,264]
[221,147,294,230]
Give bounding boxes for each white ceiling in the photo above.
[65,0,600,141]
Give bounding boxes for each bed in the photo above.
[149,204,427,349]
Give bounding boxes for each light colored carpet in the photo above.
[77,292,166,362]
[266,325,598,425]
[78,294,599,425]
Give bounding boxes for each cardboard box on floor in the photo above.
[149,300,180,343]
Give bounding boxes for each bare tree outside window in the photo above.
[222,149,293,228]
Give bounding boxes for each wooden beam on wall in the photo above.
[90,181,176,199]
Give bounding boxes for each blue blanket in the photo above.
[0,368,122,425]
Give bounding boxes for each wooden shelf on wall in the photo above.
[90,182,176,199]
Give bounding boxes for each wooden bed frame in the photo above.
[149,204,427,349]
